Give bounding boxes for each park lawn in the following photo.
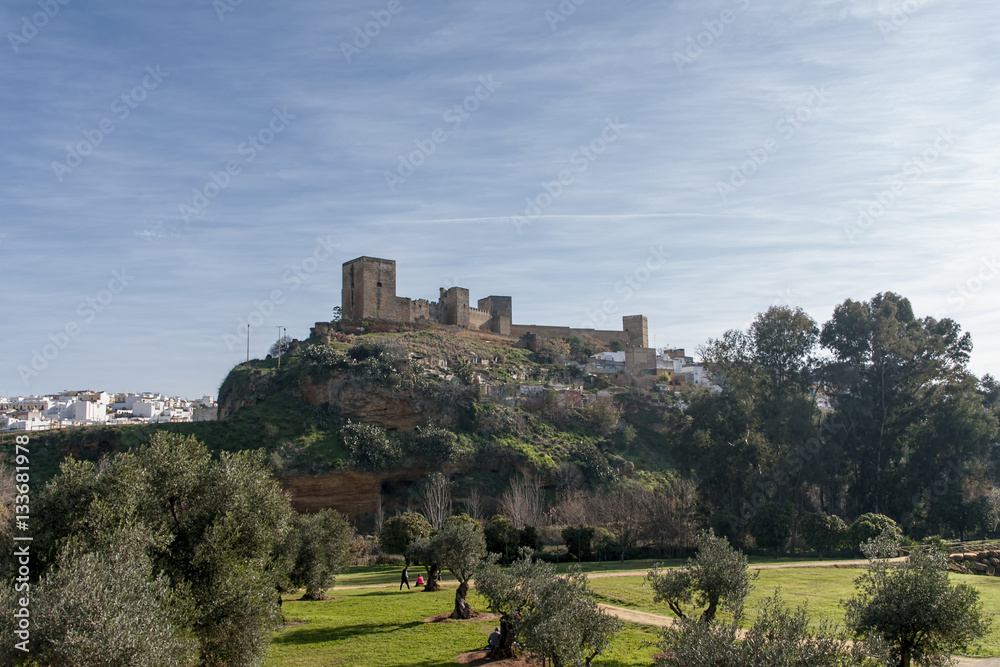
[266,586,660,666]
[587,567,1000,658]
[334,556,847,588]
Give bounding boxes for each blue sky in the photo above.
[2,0,999,399]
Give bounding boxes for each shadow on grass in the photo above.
[272,621,423,646]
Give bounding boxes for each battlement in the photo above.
[339,256,644,346]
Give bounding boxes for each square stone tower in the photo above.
[439,286,470,327]
[623,314,648,348]
[342,256,398,321]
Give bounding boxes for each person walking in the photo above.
[400,565,410,590]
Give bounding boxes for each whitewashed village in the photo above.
[0,391,218,431]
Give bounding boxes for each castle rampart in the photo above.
[337,256,647,347]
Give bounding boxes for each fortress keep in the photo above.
[339,256,648,348]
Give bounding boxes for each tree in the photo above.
[484,514,521,563]
[280,509,353,600]
[420,472,452,531]
[418,517,486,618]
[562,525,595,562]
[1,534,198,667]
[657,591,876,667]
[820,293,993,519]
[749,501,795,556]
[499,473,544,529]
[800,511,848,557]
[845,533,991,667]
[378,512,431,566]
[27,432,293,667]
[268,335,292,358]
[340,421,402,471]
[847,513,900,554]
[645,530,756,623]
[332,305,343,321]
[475,555,622,665]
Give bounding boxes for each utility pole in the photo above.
[276,325,284,367]
[246,324,250,363]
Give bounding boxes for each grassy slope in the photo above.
[3,331,674,488]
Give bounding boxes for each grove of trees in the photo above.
[670,294,999,550]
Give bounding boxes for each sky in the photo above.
[2,0,999,399]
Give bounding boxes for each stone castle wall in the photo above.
[339,256,646,346]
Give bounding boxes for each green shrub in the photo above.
[340,422,401,471]
[848,513,900,554]
[800,511,848,557]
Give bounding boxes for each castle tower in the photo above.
[342,256,398,321]
[478,296,513,335]
[623,314,648,348]
[439,286,470,327]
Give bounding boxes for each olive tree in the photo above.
[1,535,197,667]
[645,530,756,623]
[657,591,877,667]
[280,509,353,600]
[845,532,991,667]
[410,516,485,618]
[475,554,622,665]
[27,432,294,667]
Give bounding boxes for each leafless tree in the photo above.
[465,485,485,523]
[374,494,385,536]
[551,489,590,527]
[597,483,649,561]
[500,473,545,529]
[641,478,699,556]
[421,472,452,530]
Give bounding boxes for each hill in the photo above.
[3,328,678,525]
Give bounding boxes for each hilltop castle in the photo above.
[337,256,648,349]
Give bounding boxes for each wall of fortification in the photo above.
[510,324,630,346]
[469,308,491,329]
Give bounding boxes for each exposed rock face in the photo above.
[279,461,465,518]
[297,375,425,431]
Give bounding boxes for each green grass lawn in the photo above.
[283,562,1000,664]
[266,587,660,666]
[587,567,1000,658]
